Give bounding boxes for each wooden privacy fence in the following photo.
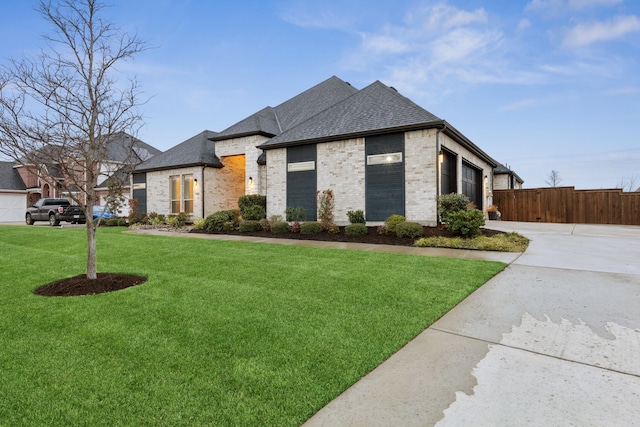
[493,187,640,225]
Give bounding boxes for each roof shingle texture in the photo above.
[213,76,359,140]
[260,81,441,148]
[135,130,221,171]
[0,161,26,190]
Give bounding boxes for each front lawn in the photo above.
[0,225,505,426]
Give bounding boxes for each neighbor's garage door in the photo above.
[0,192,26,222]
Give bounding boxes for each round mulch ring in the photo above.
[34,273,147,297]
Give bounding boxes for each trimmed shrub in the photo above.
[243,204,266,221]
[285,206,307,222]
[377,225,390,235]
[204,210,240,232]
[150,213,166,225]
[167,212,189,228]
[259,218,270,232]
[104,217,127,227]
[384,214,406,233]
[300,221,323,235]
[192,218,206,230]
[270,221,290,234]
[239,220,262,232]
[345,223,367,236]
[437,193,470,223]
[447,209,485,237]
[395,221,424,238]
[239,195,266,218]
[346,210,366,224]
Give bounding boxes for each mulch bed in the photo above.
[34,273,147,297]
[193,224,503,246]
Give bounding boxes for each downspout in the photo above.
[435,122,447,224]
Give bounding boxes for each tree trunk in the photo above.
[86,219,97,280]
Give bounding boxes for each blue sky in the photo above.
[1,0,639,189]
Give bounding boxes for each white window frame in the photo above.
[287,161,315,172]
[367,152,403,165]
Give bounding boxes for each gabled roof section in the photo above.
[259,81,442,149]
[211,107,280,141]
[211,76,358,141]
[135,130,222,172]
[494,162,524,183]
[0,161,26,191]
[104,132,163,163]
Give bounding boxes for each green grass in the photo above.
[415,232,529,252]
[0,225,505,426]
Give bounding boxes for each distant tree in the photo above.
[0,0,148,280]
[545,170,562,187]
[616,175,638,192]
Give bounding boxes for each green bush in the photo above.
[238,195,266,218]
[438,193,470,223]
[285,206,307,222]
[104,217,127,227]
[447,209,485,237]
[346,210,366,224]
[239,220,262,232]
[345,223,367,236]
[150,214,166,225]
[270,221,290,234]
[166,212,189,228]
[300,221,323,235]
[395,221,424,238]
[243,204,266,221]
[192,218,206,230]
[384,214,406,233]
[204,210,240,232]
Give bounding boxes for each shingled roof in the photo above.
[211,76,358,141]
[135,130,222,172]
[494,162,524,183]
[259,81,442,148]
[0,161,26,191]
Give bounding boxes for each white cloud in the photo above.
[415,3,488,31]
[526,0,622,16]
[517,18,532,32]
[277,2,353,30]
[562,15,640,47]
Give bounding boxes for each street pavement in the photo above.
[303,221,640,426]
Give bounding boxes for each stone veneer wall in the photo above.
[316,138,365,225]
[265,148,286,218]
[493,174,510,190]
[214,135,267,196]
[404,129,439,225]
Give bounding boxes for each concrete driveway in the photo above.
[304,222,640,426]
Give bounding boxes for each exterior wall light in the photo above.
[438,150,444,164]
[248,176,253,185]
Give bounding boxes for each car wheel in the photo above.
[26,213,35,225]
[49,214,60,226]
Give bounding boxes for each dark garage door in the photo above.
[462,161,483,210]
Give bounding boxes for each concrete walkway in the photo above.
[303,221,640,426]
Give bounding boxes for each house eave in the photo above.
[134,162,224,174]
[210,131,276,142]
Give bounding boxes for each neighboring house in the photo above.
[13,132,160,207]
[134,76,503,225]
[493,163,524,190]
[0,161,27,222]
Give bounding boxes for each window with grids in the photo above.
[170,174,194,214]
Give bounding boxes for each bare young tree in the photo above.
[0,0,147,280]
[616,174,638,192]
[545,170,562,187]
